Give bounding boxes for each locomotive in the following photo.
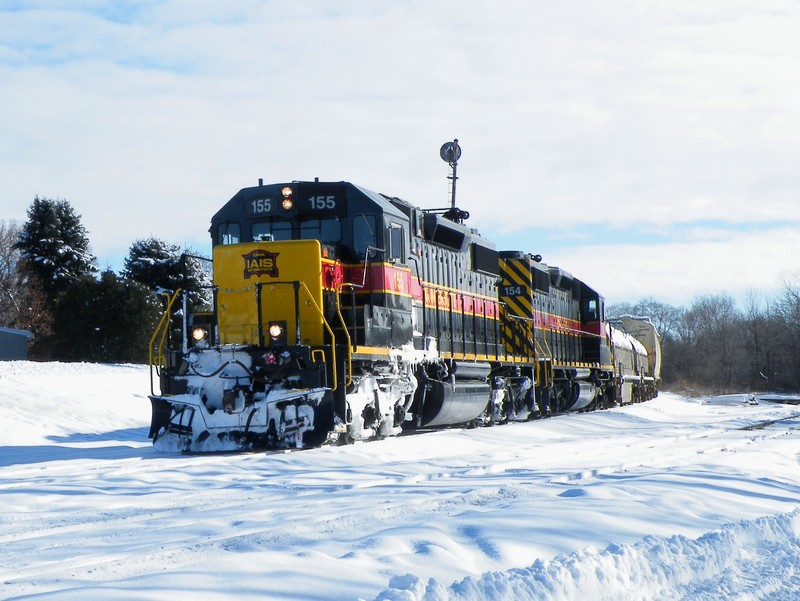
[148,149,661,452]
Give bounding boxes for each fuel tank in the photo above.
[418,379,491,427]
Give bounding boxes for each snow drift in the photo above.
[1,361,798,600]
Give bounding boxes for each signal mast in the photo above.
[439,139,469,223]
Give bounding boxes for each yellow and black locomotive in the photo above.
[149,169,660,452]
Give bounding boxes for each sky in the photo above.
[1,1,799,306]
[2,361,800,599]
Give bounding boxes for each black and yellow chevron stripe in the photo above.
[499,257,533,317]
[499,257,536,358]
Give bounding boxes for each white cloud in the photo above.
[541,225,800,306]
[1,1,799,304]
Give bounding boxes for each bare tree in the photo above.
[741,292,783,391]
[606,297,682,340]
[678,294,743,392]
[0,219,53,351]
[0,219,19,321]
[774,273,800,389]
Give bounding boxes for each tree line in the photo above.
[607,288,800,395]
[1,197,209,363]
[2,196,799,393]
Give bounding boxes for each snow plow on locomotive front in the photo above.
[148,236,342,452]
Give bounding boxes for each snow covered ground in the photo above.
[1,361,799,601]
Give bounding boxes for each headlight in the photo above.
[268,322,286,344]
[192,327,208,342]
[281,186,294,210]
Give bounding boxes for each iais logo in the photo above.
[242,249,280,279]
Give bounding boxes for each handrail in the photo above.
[255,281,341,392]
[334,283,354,388]
[534,336,554,388]
[149,289,182,395]
[499,307,556,388]
[501,308,538,360]
[296,280,340,392]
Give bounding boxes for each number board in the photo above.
[244,184,347,217]
[501,285,526,297]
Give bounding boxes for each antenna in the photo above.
[439,139,468,223]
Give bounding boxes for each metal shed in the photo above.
[0,327,33,360]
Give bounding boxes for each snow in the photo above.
[1,361,799,601]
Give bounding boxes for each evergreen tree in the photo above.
[51,271,162,363]
[123,237,211,310]
[16,196,97,300]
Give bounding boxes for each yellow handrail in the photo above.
[334,283,354,388]
[149,289,182,395]
[259,281,342,391]
[533,337,554,388]
[296,281,340,391]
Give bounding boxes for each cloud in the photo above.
[1,1,799,305]
[526,224,800,306]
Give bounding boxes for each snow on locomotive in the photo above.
[148,172,661,452]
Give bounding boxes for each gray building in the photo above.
[0,327,33,360]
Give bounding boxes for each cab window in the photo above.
[387,224,405,263]
[252,220,292,241]
[218,223,240,245]
[300,217,341,243]
[584,298,598,321]
[353,214,377,257]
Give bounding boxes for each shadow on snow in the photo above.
[0,427,157,467]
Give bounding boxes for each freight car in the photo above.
[148,145,661,452]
